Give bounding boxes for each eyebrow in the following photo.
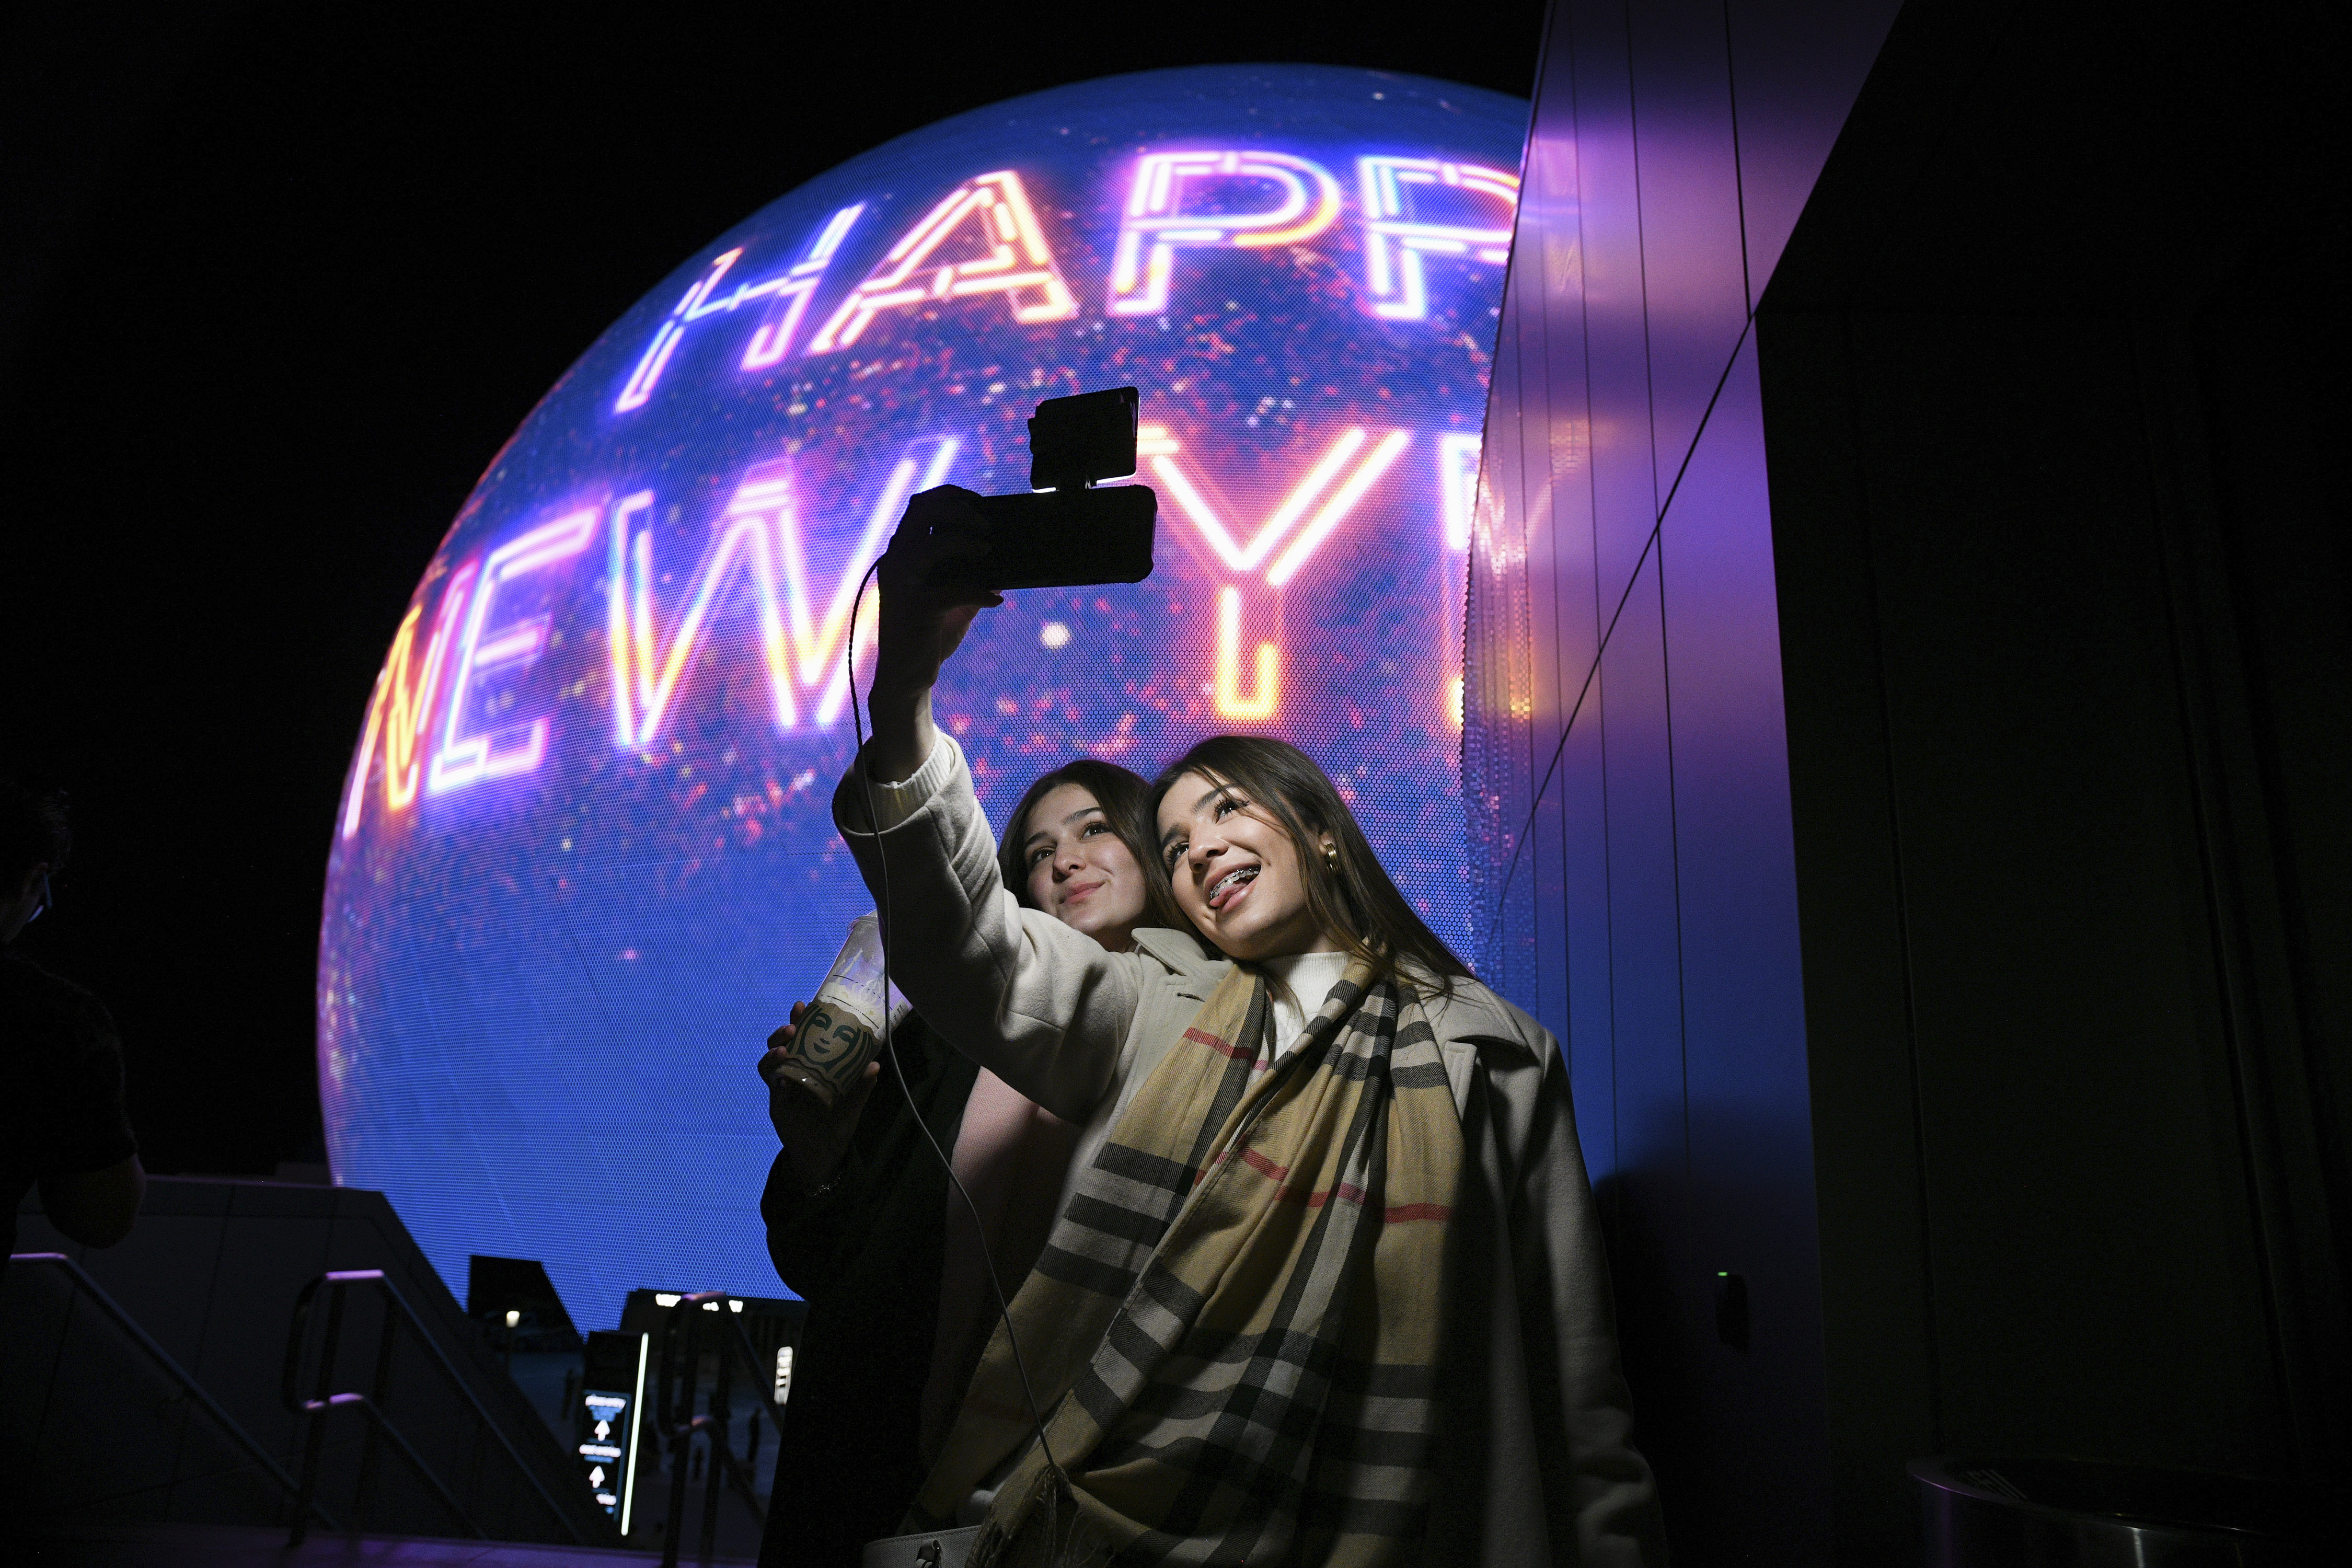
[1158,785,1233,848]
[1024,804,1105,850]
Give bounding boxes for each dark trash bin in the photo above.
[1912,1457,2336,1566]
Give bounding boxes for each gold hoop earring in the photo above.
[1322,842,1339,870]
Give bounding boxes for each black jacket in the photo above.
[759,1014,977,1568]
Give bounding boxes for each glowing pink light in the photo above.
[428,507,601,796]
[1138,420,1413,723]
[783,439,956,725]
[1213,585,1279,721]
[470,619,548,667]
[612,510,793,748]
[1140,422,1408,586]
[605,439,959,748]
[605,490,653,749]
[808,174,1073,351]
[1264,430,1412,587]
[1107,151,1343,317]
[613,206,866,411]
[340,565,475,839]
[1357,156,1518,321]
[741,205,863,368]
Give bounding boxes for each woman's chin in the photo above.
[1064,906,1144,947]
[1206,922,1279,962]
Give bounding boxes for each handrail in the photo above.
[281,1267,591,1547]
[656,1289,777,1568]
[8,1251,340,1531]
[301,1390,478,1532]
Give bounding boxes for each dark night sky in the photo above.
[0,2,1546,1175]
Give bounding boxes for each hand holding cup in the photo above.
[760,999,882,1196]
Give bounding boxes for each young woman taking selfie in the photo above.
[835,487,1663,1566]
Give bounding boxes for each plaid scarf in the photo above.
[916,958,1465,1567]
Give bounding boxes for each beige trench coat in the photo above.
[835,735,1666,1566]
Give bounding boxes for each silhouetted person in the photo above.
[2,778,142,1276]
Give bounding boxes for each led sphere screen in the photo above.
[321,65,1526,1327]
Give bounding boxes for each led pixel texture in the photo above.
[320,66,1526,1327]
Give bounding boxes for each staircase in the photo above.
[5,1177,618,1551]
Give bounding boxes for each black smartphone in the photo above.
[965,387,1157,590]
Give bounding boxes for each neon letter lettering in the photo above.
[808,173,1074,351]
[607,485,794,747]
[1213,586,1279,721]
[1357,157,1518,320]
[739,205,866,368]
[1106,151,1343,317]
[607,439,959,748]
[769,439,958,725]
[613,205,866,411]
[1140,421,1412,587]
[339,568,475,838]
[1142,420,1409,723]
[428,508,601,794]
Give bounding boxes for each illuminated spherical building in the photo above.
[320,65,1525,1325]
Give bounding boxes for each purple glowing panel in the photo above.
[319,65,1526,1325]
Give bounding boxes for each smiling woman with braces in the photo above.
[836,485,1664,1567]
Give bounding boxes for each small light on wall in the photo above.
[504,1309,521,1328]
[1040,621,1073,649]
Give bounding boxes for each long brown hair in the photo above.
[998,759,1187,933]
[1149,736,1470,990]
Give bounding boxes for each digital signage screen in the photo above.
[320,64,1526,1328]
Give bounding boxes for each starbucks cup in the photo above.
[773,914,912,1111]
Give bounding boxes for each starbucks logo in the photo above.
[798,1005,870,1074]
